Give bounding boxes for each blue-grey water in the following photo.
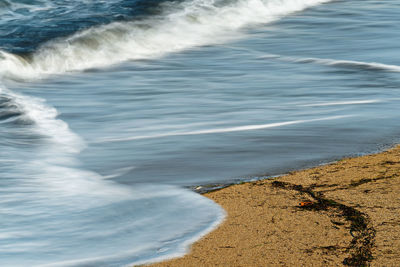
[1,0,400,266]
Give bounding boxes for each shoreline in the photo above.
[188,142,397,195]
[149,145,400,266]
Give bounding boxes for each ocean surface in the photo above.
[1,0,400,266]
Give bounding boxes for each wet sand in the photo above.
[149,146,400,266]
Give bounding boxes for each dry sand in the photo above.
[149,146,400,266]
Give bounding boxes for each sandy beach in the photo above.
[150,146,400,266]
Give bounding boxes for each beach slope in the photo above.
[150,146,400,266]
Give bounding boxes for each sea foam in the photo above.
[0,0,331,79]
[258,54,400,73]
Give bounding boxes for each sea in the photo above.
[1,0,399,266]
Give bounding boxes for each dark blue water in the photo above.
[1,0,400,266]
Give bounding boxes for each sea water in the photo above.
[1,0,400,266]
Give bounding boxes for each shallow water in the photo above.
[1,0,400,265]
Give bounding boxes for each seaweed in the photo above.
[270,180,375,266]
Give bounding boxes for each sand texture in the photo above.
[149,146,400,266]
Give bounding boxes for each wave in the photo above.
[0,0,150,54]
[258,54,400,73]
[0,0,331,79]
[0,0,50,12]
[97,115,351,143]
[0,0,122,17]
[0,85,84,153]
[0,0,54,21]
[0,94,24,123]
[0,84,225,266]
[295,57,400,72]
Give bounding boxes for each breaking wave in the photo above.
[0,85,84,153]
[0,0,331,79]
[1,0,346,265]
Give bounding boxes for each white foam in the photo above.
[259,54,400,72]
[102,166,136,179]
[296,57,400,72]
[0,85,84,153]
[0,0,332,79]
[98,115,351,143]
[36,188,225,267]
[0,86,226,266]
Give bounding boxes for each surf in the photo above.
[0,0,331,80]
[0,83,225,266]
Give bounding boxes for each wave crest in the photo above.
[258,54,400,73]
[0,0,331,79]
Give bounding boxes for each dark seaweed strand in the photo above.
[271,181,376,266]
